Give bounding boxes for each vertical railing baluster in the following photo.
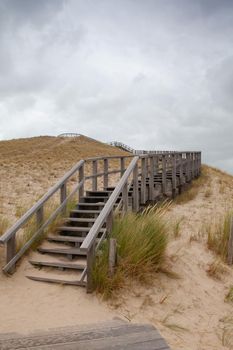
[172,154,177,198]
[122,182,128,213]
[141,157,147,204]
[133,162,139,212]
[79,163,84,201]
[120,157,125,177]
[86,244,95,293]
[60,183,67,213]
[92,160,97,191]
[162,155,167,195]
[149,156,155,201]
[103,158,109,190]
[6,235,16,274]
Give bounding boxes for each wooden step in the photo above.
[29,260,86,270]
[86,190,113,197]
[58,226,105,233]
[26,275,86,286]
[78,202,105,207]
[70,209,101,218]
[47,235,101,244]
[47,235,87,243]
[37,247,87,256]
[81,196,109,203]
[65,217,96,223]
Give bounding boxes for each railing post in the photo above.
[6,235,16,274]
[86,244,95,293]
[141,157,147,204]
[79,163,84,200]
[103,158,109,189]
[122,182,128,213]
[106,210,113,233]
[172,154,177,198]
[149,156,155,201]
[120,157,125,177]
[179,154,184,193]
[92,160,98,191]
[133,162,139,212]
[60,183,67,213]
[154,155,158,175]
[186,153,191,182]
[162,154,167,195]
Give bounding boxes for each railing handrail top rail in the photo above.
[0,160,85,244]
[80,156,140,251]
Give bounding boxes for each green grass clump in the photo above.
[92,204,168,298]
[206,211,232,262]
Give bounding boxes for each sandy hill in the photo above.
[0,135,128,222]
[0,140,233,350]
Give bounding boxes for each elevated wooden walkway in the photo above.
[0,151,201,292]
[0,319,171,349]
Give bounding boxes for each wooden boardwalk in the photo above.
[0,319,171,350]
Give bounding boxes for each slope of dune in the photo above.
[0,135,129,222]
[0,138,233,350]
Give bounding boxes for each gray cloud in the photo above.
[0,0,233,173]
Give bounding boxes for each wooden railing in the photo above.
[0,151,201,279]
[80,151,201,291]
[0,155,134,274]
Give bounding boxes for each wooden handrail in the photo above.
[0,160,85,244]
[80,156,139,251]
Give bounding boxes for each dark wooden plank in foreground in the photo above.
[0,320,171,350]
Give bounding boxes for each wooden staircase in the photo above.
[25,169,183,286]
[26,187,130,287]
[0,152,201,291]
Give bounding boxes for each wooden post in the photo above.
[6,235,16,274]
[228,217,233,265]
[191,152,195,180]
[103,158,109,189]
[186,153,191,182]
[172,154,177,198]
[149,156,155,201]
[122,182,128,213]
[36,206,44,228]
[108,238,117,277]
[120,157,125,177]
[141,157,147,204]
[92,160,97,191]
[60,183,67,213]
[133,163,139,212]
[86,244,95,293]
[162,155,167,195]
[79,164,84,200]
[154,155,158,175]
[106,210,113,233]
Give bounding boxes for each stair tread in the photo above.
[26,275,86,286]
[29,260,86,270]
[47,235,102,243]
[38,247,87,255]
[58,226,105,232]
[65,217,96,222]
[71,209,101,213]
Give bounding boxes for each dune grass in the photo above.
[174,165,210,204]
[205,211,232,262]
[92,203,169,298]
[0,216,10,236]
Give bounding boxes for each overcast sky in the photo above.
[0,0,233,172]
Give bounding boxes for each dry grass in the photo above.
[175,165,210,204]
[225,287,233,303]
[205,211,232,262]
[0,216,10,236]
[92,203,169,298]
[206,259,229,280]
